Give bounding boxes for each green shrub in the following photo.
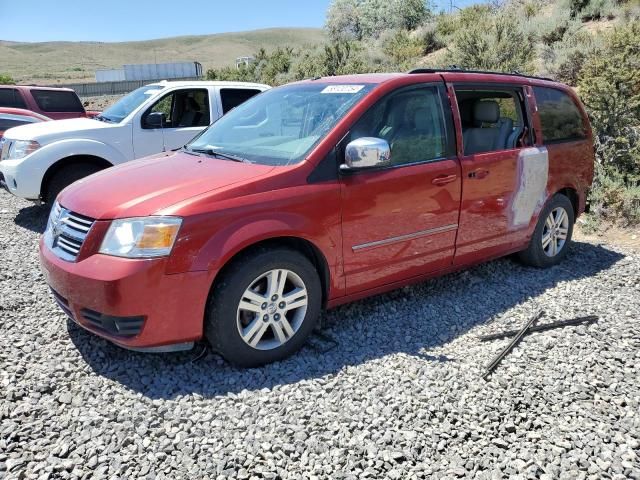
[579,22,640,223]
[448,13,535,73]
[0,74,14,85]
[383,29,425,65]
[326,0,431,40]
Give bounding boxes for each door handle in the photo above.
[432,174,458,186]
[468,168,490,179]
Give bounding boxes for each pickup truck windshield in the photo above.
[99,86,165,123]
[186,83,375,166]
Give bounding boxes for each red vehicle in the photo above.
[0,107,50,138]
[0,85,98,120]
[39,69,594,366]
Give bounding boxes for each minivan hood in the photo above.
[4,117,112,142]
[58,151,275,219]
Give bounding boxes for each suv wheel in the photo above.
[45,164,103,205]
[518,193,575,268]
[205,247,322,367]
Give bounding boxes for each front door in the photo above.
[451,84,539,265]
[132,88,211,158]
[340,84,461,294]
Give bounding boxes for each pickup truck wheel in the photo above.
[44,164,103,205]
[518,194,574,268]
[205,248,322,367]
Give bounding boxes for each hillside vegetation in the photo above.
[0,28,325,85]
[206,0,640,226]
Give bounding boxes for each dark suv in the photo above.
[0,85,95,120]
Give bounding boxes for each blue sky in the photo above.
[0,0,483,43]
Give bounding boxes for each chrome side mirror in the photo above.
[341,137,391,172]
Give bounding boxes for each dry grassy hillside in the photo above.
[0,28,325,85]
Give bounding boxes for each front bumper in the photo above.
[40,239,212,351]
[0,156,41,200]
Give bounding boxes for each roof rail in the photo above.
[408,66,553,82]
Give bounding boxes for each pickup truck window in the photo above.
[144,89,210,128]
[0,89,27,109]
[187,83,375,166]
[220,88,262,114]
[31,90,84,113]
[100,85,165,123]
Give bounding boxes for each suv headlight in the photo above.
[2,140,41,161]
[99,217,182,258]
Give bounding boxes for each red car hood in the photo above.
[58,151,274,220]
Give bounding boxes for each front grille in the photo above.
[50,288,74,320]
[80,309,145,338]
[46,203,95,261]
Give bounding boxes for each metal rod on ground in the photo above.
[482,310,544,380]
[478,315,599,342]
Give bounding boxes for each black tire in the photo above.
[205,247,322,367]
[44,164,103,205]
[518,193,575,268]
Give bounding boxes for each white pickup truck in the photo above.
[0,80,270,203]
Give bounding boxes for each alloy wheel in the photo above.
[236,269,308,350]
[542,207,569,257]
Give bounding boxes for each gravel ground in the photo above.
[1,190,639,480]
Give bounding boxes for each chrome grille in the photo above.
[44,202,95,261]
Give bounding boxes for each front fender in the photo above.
[1,139,126,199]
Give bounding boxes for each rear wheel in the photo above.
[518,193,574,268]
[205,247,322,367]
[44,164,103,205]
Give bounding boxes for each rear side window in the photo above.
[31,90,84,113]
[0,89,27,109]
[220,88,262,114]
[533,86,586,144]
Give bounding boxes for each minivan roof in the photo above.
[298,70,565,88]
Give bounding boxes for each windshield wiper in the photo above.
[188,148,252,163]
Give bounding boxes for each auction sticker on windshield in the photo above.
[321,85,365,94]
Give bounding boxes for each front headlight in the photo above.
[4,139,41,160]
[99,217,182,258]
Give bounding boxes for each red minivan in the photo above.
[0,85,96,120]
[39,70,594,366]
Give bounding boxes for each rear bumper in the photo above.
[40,239,212,350]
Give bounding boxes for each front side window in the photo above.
[100,85,165,123]
[349,85,448,166]
[31,90,83,113]
[533,86,586,144]
[143,89,210,129]
[186,83,375,166]
[0,89,27,109]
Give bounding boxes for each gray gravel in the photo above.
[1,190,639,480]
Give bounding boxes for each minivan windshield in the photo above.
[99,85,165,123]
[186,83,375,166]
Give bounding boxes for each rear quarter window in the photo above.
[533,86,586,144]
[0,88,27,109]
[220,88,262,114]
[31,90,84,113]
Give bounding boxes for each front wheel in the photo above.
[205,247,322,367]
[518,193,575,268]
